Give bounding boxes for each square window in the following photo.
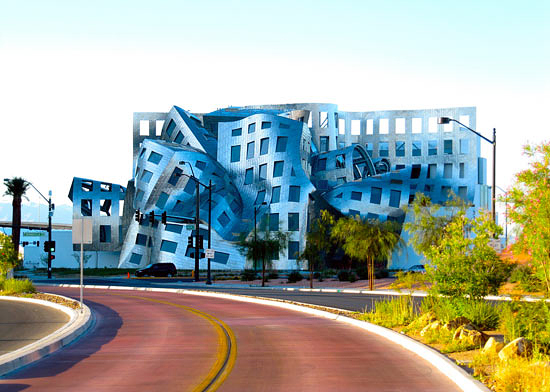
[248,123,256,133]
[230,145,241,162]
[160,240,177,253]
[351,191,362,201]
[428,140,437,156]
[288,213,299,231]
[255,190,266,205]
[366,119,373,135]
[247,141,255,159]
[411,164,421,179]
[140,170,153,183]
[428,164,437,179]
[99,225,111,243]
[370,187,382,204]
[100,182,112,192]
[412,118,422,133]
[444,163,453,178]
[273,161,284,177]
[230,199,241,213]
[148,151,163,164]
[389,190,401,208]
[379,142,389,157]
[232,128,242,136]
[459,162,465,178]
[424,184,433,192]
[136,233,148,246]
[244,168,253,185]
[260,138,269,155]
[195,160,206,170]
[320,136,329,152]
[174,131,184,144]
[412,141,421,156]
[317,158,327,171]
[336,154,346,168]
[259,164,267,180]
[184,178,196,194]
[395,118,406,134]
[351,120,361,135]
[261,121,271,129]
[444,139,453,154]
[168,167,182,186]
[156,192,169,209]
[276,136,288,152]
[395,141,405,157]
[269,213,279,231]
[460,139,469,154]
[288,186,300,202]
[271,186,281,203]
[288,241,299,260]
[217,211,230,226]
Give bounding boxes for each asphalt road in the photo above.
[0,299,69,355]
[1,286,460,392]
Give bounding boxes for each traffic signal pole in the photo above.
[47,192,52,279]
[194,179,200,282]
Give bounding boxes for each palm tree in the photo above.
[332,215,404,290]
[3,177,30,257]
[300,210,335,288]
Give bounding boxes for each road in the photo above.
[0,300,69,355]
[0,286,460,392]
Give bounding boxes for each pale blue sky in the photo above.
[1,0,549,223]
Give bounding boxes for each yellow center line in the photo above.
[113,293,237,392]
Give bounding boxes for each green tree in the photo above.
[0,233,20,278]
[300,210,335,288]
[508,142,550,293]
[331,216,403,290]
[3,177,30,256]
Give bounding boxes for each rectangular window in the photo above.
[338,118,346,134]
[174,131,184,144]
[460,139,469,154]
[389,190,401,208]
[395,141,405,157]
[335,154,346,168]
[379,118,389,134]
[259,164,267,180]
[395,118,405,134]
[230,145,241,162]
[459,115,470,128]
[247,141,255,159]
[412,118,422,133]
[100,199,111,216]
[136,233,148,246]
[370,187,382,204]
[444,139,453,154]
[442,186,451,198]
[271,186,280,203]
[288,186,300,202]
[444,163,453,178]
[269,213,279,231]
[255,190,266,205]
[248,123,256,133]
[319,112,328,128]
[288,213,299,231]
[411,164,421,179]
[166,120,175,138]
[129,252,142,265]
[148,151,163,164]
[184,178,196,194]
[139,120,149,136]
[428,140,437,156]
[365,143,373,156]
[273,161,284,177]
[428,117,438,133]
[261,121,271,129]
[318,180,328,190]
[100,182,112,192]
[165,224,183,234]
[135,190,144,202]
[156,192,169,209]
[320,136,329,152]
[168,167,182,186]
[458,186,468,200]
[232,128,242,136]
[412,141,421,156]
[351,191,362,201]
[99,225,111,243]
[279,122,290,129]
[244,168,253,185]
[428,164,437,179]
[276,136,288,152]
[260,138,269,155]
[140,170,153,183]
[81,200,92,216]
[288,241,299,260]
[349,209,360,217]
[317,158,327,171]
[156,120,165,135]
[366,119,373,135]
[379,142,389,157]
[459,162,465,178]
[351,120,361,135]
[160,240,177,253]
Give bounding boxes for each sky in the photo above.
[1,0,549,224]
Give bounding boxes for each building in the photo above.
[69,103,491,270]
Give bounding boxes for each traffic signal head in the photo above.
[198,235,204,249]
[43,241,50,252]
[135,209,141,222]
[149,211,155,223]
[161,211,167,225]
[187,235,193,247]
[49,254,55,261]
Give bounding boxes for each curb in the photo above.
[44,283,488,392]
[0,295,93,377]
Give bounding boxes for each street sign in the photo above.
[186,225,194,230]
[72,218,93,244]
[205,249,215,259]
[488,238,503,252]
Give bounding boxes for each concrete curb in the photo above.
[45,283,488,392]
[0,295,93,377]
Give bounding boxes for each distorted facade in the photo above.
[69,103,491,270]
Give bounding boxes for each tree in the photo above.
[300,210,335,288]
[3,177,30,256]
[508,142,550,294]
[238,229,289,287]
[331,216,403,290]
[0,233,20,278]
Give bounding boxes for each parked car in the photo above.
[407,264,426,273]
[135,263,177,277]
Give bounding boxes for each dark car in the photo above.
[135,263,177,277]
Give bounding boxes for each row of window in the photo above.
[364,139,468,158]
[231,120,291,136]
[336,115,471,135]
[230,136,288,162]
[79,180,122,194]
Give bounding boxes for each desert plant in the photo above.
[0,278,35,295]
[359,295,416,328]
[510,264,544,292]
[499,301,550,349]
[240,269,258,282]
[287,271,303,283]
[459,300,501,330]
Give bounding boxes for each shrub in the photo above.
[510,264,544,292]
[337,270,349,282]
[420,296,462,324]
[375,268,389,279]
[348,272,357,283]
[356,264,368,280]
[287,271,303,283]
[0,278,35,295]
[499,301,550,349]
[267,271,279,280]
[322,269,336,279]
[359,295,416,328]
[240,269,258,281]
[459,300,501,330]
[313,271,321,280]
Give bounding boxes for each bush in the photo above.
[240,270,258,281]
[322,269,336,279]
[313,271,321,280]
[287,271,303,283]
[420,296,462,324]
[267,271,279,280]
[375,268,389,279]
[356,264,368,280]
[499,301,550,349]
[510,264,544,292]
[459,300,501,330]
[337,270,349,281]
[359,295,416,328]
[0,278,35,295]
[348,272,357,283]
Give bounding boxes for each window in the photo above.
[370,187,382,204]
[379,118,389,134]
[129,253,142,265]
[319,112,328,128]
[230,199,241,213]
[351,191,362,201]
[184,178,196,194]
[459,162,465,178]
[288,241,299,260]
[230,145,240,162]
[338,118,346,134]
[81,199,92,216]
[366,143,373,156]
[259,164,267,180]
[244,168,253,185]
[160,240,177,253]
[136,233,148,246]
[320,136,329,152]
[336,177,347,185]
[195,160,206,171]
[460,139,469,154]
[213,252,230,265]
[351,120,361,135]
[288,213,299,231]
[168,167,182,186]
[379,142,389,157]
[412,141,421,156]
[248,123,256,133]
[458,186,468,200]
[100,225,111,243]
[335,154,345,168]
[459,115,470,128]
[271,186,280,203]
[279,122,290,129]
[135,190,144,202]
[255,190,266,205]
[269,213,279,231]
[100,182,112,192]
[174,131,184,144]
[166,120,175,138]
[444,140,453,154]
[428,164,437,179]
[288,186,300,202]
[395,141,405,157]
[165,224,183,234]
[408,194,416,204]
[261,121,271,129]
[395,118,405,134]
[412,118,422,133]
[366,213,379,220]
[428,117,438,133]
[217,211,230,226]
[276,136,288,152]
[139,120,149,135]
[424,184,433,192]
[148,151,163,164]
[155,192,169,209]
[366,119,373,135]
[389,190,401,208]
[81,180,93,192]
[317,158,327,171]
[260,138,269,155]
[232,128,242,136]
[442,186,451,198]
[140,170,153,183]
[335,192,343,199]
[247,141,255,159]
[411,164,421,179]
[428,140,437,156]
[444,163,453,179]
[100,199,111,216]
[349,209,360,217]
[273,161,284,177]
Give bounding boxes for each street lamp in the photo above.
[495,185,509,247]
[178,161,213,284]
[437,117,496,222]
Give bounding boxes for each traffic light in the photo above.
[161,211,167,225]
[49,241,56,252]
[149,211,155,224]
[43,241,50,252]
[135,209,141,222]
[198,235,204,249]
[187,235,193,247]
[37,241,40,247]
[49,255,55,261]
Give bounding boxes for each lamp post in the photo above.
[495,185,509,247]
[438,117,496,222]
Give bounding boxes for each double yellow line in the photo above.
[116,294,237,392]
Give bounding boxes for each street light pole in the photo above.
[438,117,496,222]
[206,179,212,285]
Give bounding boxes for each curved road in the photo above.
[1,287,460,391]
